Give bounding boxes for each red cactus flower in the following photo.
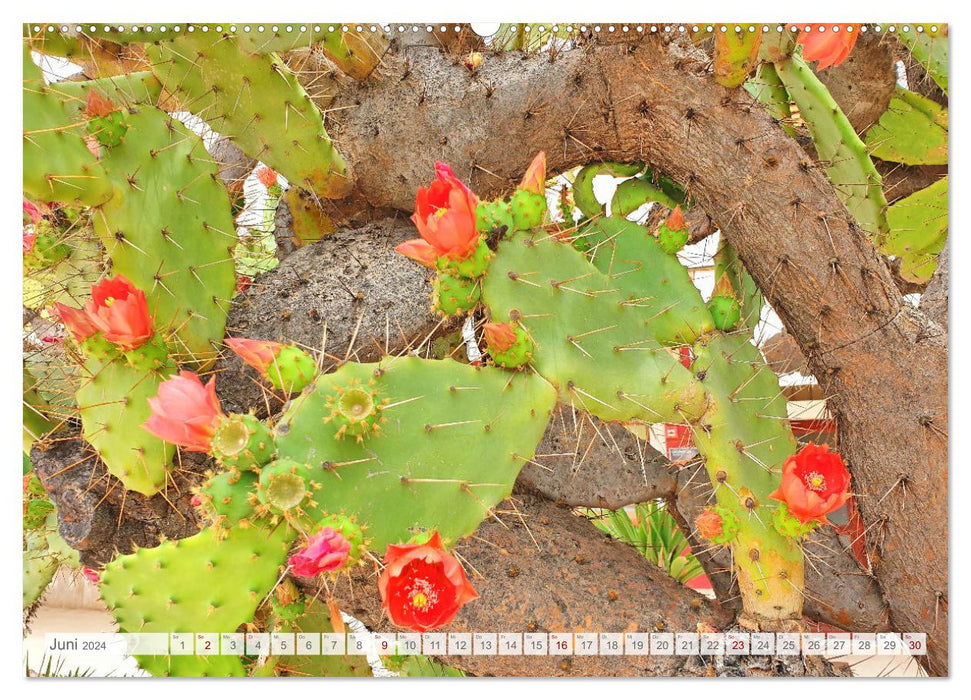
[143,371,225,452]
[190,494,203,508]
[519,151,547,195]
[289,528,352,577]
[695,508,724,540]
[377,531,478,631]
[797,25,859,70]
[225,338,282,376]
[235,275,253,293]
[483,322,517,353]
[81,567,101,584]
[399,162,481,263]
[256,166,278,188]
[769,442,852,524]
[85,90,118,118]
[665,205,686,231]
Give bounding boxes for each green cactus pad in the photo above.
[510,189,547,230]
[265,345,318,395]
[481,230,707,423]
[898,25,948,95]
[744,63,796,136]
[91,105,237,363]
[273,356,557,551]
[713,25,762,87]
[100,524,291,676]
[476,199,515,235]
[690,334,803,621]
[610,173,684,216]
[146,34,350,198]
[713,239,764,332]
[432,271,481,317]
[77,354,177,496]
[882,176,948,284]
[581,217,714,345]
[22,45,111,206]
[272,599,373,677]
[775,54,889,241]
[865,87,948,166]
[212,413,276,472]
[573,161,643,218]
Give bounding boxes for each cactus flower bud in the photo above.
[769,442,851,524]
[226,338,281,374]
[55,275,154,351]
[143,371,225,452]
[378,531,478,631]
[289,527,352,577]
[694,506,739,545]
[797,25,859,70]
[84,90,118,118]
[518,151,547,195]
[81,567,101,584]
[665,205,686,232]
[483,322,534,369]
[483,322,518,353]
[225,338,317,394]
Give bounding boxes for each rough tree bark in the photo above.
[322,33,946,674]
[320,495,848,677]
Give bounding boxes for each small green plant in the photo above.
[586,501,705,586]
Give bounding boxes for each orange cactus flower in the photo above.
[377,532,478,631]
[143,371,225,452]
[798,25,859,70]
[399,163,481,263]
[55,275,154,351]
[769,442,852,523]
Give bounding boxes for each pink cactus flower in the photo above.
[143,371,225,452]
[289,527,352,577]
[81,567,101,584]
